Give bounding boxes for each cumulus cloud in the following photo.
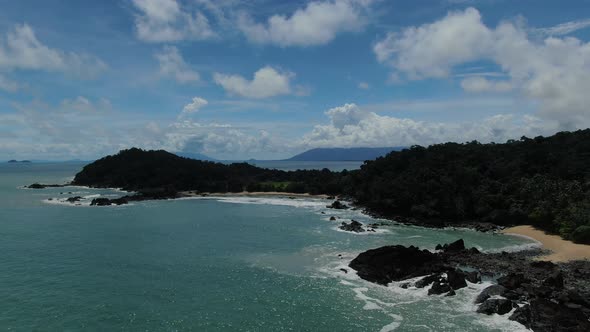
[213,66,293,98]
[237,0,370,47]
[374,8,492,79]
[132,0,216,42]
[155,46,199,83]
[373,7,590,128]
[460,77,512,93]
[298,103,559,149]
[181,97,208,115]
[0,24,106,78]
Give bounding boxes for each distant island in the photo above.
[7,160,31,163]
[30,129,590,244]
[286,147,404,161]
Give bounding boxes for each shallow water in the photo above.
[0,163,537,331]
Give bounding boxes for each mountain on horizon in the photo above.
[286,147,405,161]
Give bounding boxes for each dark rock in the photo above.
[477,299,514,315]
[530,260,557,270]
[447,269,468,290]
[436,239,465,252]
[327,200,348,209]
[445,289,456,296]
[475,285,507,304]
[510,298,590,332]
[509,304,532,328]
[90,198,112,206]
[497,273,527,290]
[399,283,410,289]
[340,268,348,274]
[349,245,445,285]
[542,270,564,289]
[27,183,66,189]
[465,271,481,283]
[66,196,82,203]
[339,220,365,233]
[415,273,441,288]
[329,216,336,221]
[429,280,452,295]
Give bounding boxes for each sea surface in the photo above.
[0,162,539,331]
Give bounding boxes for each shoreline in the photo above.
[502,225,590,262]
[179,191,331,199]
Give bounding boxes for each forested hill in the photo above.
[343,129,590,243]
[71,148,343,195]
[72,129,590,244]
[287,147,403,161]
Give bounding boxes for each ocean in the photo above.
[0,162,538,331]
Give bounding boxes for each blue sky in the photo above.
[1,0,590,160]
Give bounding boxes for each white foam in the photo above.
[363,301,383,310]
[180,196,328,209]
[332,225,390,235]
[43,198,90,207]
[379,314,403,332]
[486,239,543,253]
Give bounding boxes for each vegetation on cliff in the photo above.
[71,129,590,243]
[344,130,590,243]
[71,148,343,195]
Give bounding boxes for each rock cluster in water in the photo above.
[327,200,349,210]
[349,239,590,331]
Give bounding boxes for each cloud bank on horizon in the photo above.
[0,0,589,160]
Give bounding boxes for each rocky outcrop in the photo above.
[435,239,465,252]
[27,183,67,189]
[477,298,514,315]
[90,197,129,206]
[349,240,590,331]
[349,245,446,285]
[327,200,349,209]
[339,220,365,233]
[475,285,507,304]
[66,196,82,203]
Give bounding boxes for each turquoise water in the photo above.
[0,163,537,331]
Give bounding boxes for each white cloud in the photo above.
[132,0,216,42]
[0,24,106,78]
[213,66,293,99]
[374,7,590,128]
[60,96,112,113]
[536,18,590,36]
[460,76,512,93]
[237,0,370,47]
[374,7,492,79]
[155,46,199,83]
[182,97,208,115]
[0,74,19,92]
[358,81,369,89]
[298,103,559,149]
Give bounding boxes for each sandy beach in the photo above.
[502,225,590,262]
[179,191,332,199]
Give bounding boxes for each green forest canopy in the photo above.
[73,129,590,244]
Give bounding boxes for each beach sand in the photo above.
[179,191,331,199]
[502,225,590,262]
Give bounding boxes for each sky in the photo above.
[1,0,590,160]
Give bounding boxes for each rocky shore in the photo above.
[349,239,590,331]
